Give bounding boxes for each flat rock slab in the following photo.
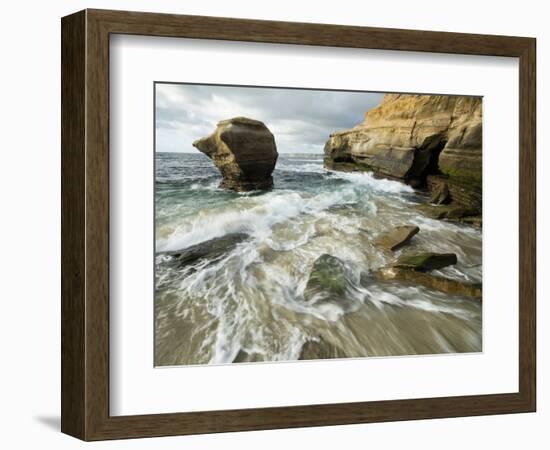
[374,225,419,251]
[376,267,481,300]
[393,252,457,271]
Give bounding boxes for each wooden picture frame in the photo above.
[61,9,536,441]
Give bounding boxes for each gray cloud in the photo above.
[155,83,384,154]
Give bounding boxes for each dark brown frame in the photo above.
[61,8,536,441]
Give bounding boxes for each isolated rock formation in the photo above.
[373,225,419,251]
[193,117,278,191]
[324,94,482,218]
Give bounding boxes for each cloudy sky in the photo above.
[155,83,384,154]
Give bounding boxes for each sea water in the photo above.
[155,152,482,366]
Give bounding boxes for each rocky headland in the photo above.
[193,117,278,192]
[324,94,482,225]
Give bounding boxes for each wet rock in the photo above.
[193,117,278,191]
[299,337,348,360]
[304,254,348,303]
[429,181,451,205]
[375,267,481,300]
[323,132,355,171]
[232,349,264,363]
[163,233,249,268]
[373,225,419,251]
[416,203,479,221]
[426,175,481,211]
[393,252,457,271]
[460,216,482,227]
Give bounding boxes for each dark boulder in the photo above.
[392,252,458,271]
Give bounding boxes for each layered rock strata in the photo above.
[193,117,278,191]
[324,94,482,217]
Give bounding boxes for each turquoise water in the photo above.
[155,152,482,366]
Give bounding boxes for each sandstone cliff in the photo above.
[193,117,278,191]
[324,94,482,213]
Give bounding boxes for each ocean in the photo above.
[155,152,482,366]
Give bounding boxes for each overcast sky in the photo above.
[155,83,384,154]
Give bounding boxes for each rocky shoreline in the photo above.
[323,94,482,226]
[185,95,483,360]
[192,95,482,226]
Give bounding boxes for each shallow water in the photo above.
[155,152,482,366]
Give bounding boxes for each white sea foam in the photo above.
[276,163,326,174]
[156,187,362,252]
[328,170,415,194]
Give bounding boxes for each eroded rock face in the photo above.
[429,181,450,205]
[193,117,278,191]
[325,94,481,184]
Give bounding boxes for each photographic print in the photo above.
[154,83,482,367]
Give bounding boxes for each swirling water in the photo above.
[155,152,482,366]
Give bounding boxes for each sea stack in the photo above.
[193,117,278,192]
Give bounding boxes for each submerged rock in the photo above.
[373,225,419,251]
[393,252,457,271]
[299,337,348,360]
[303,254,348,303]
[193,117,278,192]
[163,233,249,268]
[376,267,482,300]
